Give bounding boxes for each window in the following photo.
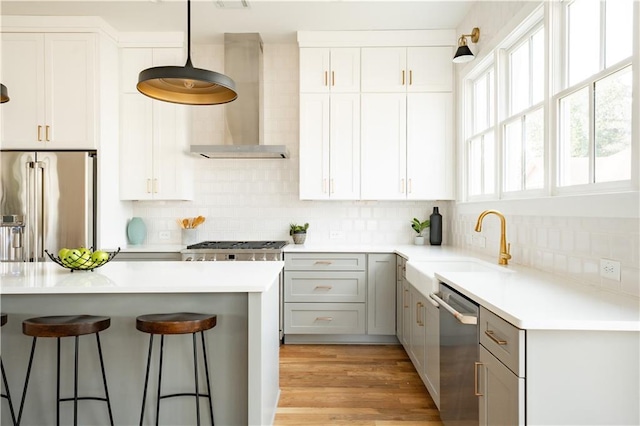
[503,26,545,193]
[557,0,634,188]
[462,0,636,201]
[467,68,495,197]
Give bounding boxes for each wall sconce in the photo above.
[453,27,480,63]
[0,84,9,103]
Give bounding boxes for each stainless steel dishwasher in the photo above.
[431,283,479,425]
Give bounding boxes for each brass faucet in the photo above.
[474,210,511,265]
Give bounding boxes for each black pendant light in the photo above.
[137,0,237,105]
[0,84,9,103]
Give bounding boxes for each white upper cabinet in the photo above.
[300,48,360,93]
[119,47,194,201]
[361,46,452,93]
[1,33,95,149]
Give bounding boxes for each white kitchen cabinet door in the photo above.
[406,93,454,200]
[360,93,406,200]
[367,253,396,335]
[329,94,360,199]
[299,93,359,200]
[119,47,193,201]
[1,33,95,149]
[479,345,525,426]
[299,94,330,199]
[299,48,360,93]
[406,47,453,92]
[361,47,407,93]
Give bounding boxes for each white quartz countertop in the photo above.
[0,261,284,294]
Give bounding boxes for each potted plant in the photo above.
[289,223,309,244]
[411,218,430,245]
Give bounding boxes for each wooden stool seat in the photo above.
[23,315,111,338]
[136,313,217,335]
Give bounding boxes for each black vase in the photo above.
[429,207,442,246]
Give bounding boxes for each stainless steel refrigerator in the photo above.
[0,150,96,262]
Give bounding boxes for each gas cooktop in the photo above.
[185,241,288,250]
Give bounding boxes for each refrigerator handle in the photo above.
[35,161,45,261]
[26,161,33,261]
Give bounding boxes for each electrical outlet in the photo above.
[600,259,621,281]
[329,230,345,240]
[159,231,170,240]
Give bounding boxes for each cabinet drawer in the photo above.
[284,253,366,271]
[284,303,365,334]
[479,307,525,377]
[285,271,366,302]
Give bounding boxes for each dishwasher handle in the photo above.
[430,293,477,325]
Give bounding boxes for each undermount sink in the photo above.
[405,259,513,293]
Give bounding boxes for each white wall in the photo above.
[451,1,640,298]
[131,43,450,246]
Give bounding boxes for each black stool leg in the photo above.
[74,336,79,426]
[192,333,201,426]
[200,331,214,425]
[139,334,154,426]
[95,333,114,426]
[1,357,17,426]
[57,337,61,426]
[17,337,37,426]
[155,335,165,426]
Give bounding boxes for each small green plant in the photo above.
[411,218,430,236]
[289,223,309,235]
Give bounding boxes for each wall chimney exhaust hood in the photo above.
[190,33,289,159]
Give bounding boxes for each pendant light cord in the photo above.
[185,0,193,67]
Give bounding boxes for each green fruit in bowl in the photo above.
[58,248,70,259]
[91,250,109,264]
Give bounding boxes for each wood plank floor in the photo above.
[274,344,443,425]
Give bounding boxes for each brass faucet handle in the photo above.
[502,243,512,260]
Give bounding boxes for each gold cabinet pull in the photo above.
[37,125,42,141]
[331,71,335,86]
[330,179,334,194]
[314,285,333,290]
[402,70,405,85]
[403,288,409,308]
[315,317,333,321]
[485,330,507,345]
[474,362,483,396]
[153,178,158,193]
[408,178,412,193]
[146,179,152,193]
[400,178,405,193]
[324,71,328,86]
[409,70,413,85]
[416,302,424,326]
[314,260,333,265]
[45,125,50,141]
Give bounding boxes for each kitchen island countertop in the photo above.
[0,260,284,294]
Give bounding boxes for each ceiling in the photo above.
[0,0,475,43]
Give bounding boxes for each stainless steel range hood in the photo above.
[190,33,289,159]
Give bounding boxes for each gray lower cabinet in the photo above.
[283,252,396,343]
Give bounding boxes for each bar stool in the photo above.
[18,315,114,426]
[136,312,217,426]
[1,313,17,426]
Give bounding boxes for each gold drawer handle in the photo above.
[474,362,483,396]
[314,260,333,265]
[485,330,507,345]
[314,285,333,290]
[315,317,333,321]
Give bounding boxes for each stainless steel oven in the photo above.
[181,241,288,340]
